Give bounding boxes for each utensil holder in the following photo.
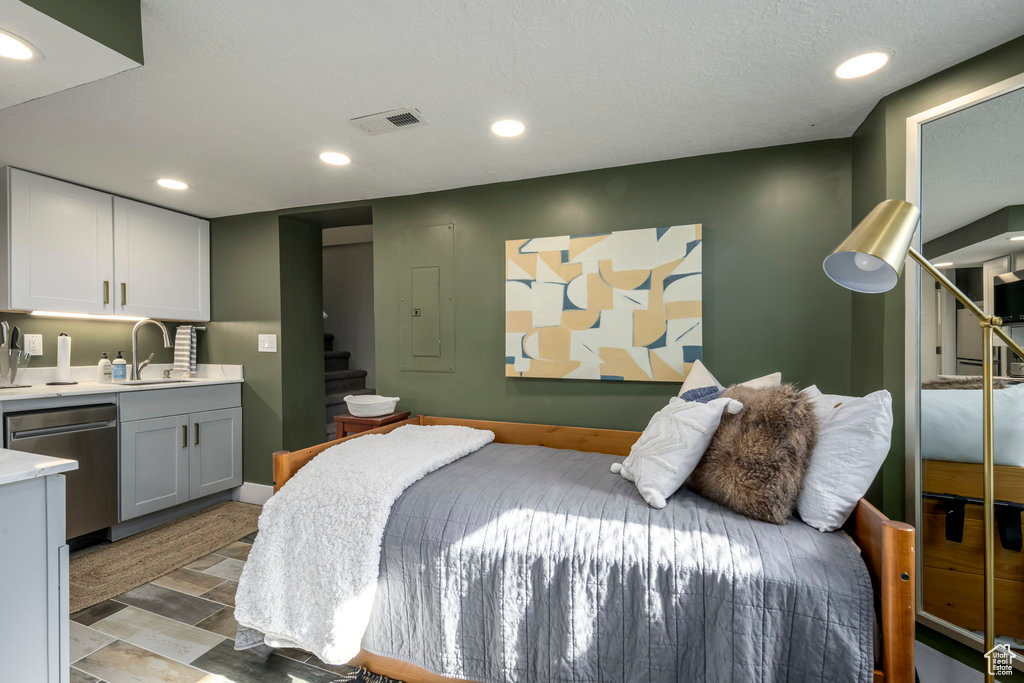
[0,349,31,387]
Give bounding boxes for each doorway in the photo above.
[322,224,375,440]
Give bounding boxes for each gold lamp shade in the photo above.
[823,199,921,293]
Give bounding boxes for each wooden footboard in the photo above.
[846,498,916,683]
[271,416,915,683]
[272,416,421,492]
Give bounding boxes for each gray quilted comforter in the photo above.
[360,443,875,682]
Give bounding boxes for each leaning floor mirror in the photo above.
[911,74,1024,666]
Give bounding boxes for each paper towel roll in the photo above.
[56,333,71,383]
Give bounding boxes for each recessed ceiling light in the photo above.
[1010,236,1024,242]
[319,151,351,166]
[0,29,38,61]
[933,262,954,268]
[491,119,525,137]
[156,178,189,190]
[835,52,889,79]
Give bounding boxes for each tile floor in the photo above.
[69,532,358,683]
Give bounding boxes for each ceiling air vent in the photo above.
[351,107,429,135]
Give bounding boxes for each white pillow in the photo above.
[920,382,1024,467]
[677,360,781,400]
[612,396,743,509]
[797,386,893,532]
[677,359,723,400]
[739,371,783,390]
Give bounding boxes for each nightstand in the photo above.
[334,410,412,439]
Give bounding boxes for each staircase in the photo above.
[323,333,372,440]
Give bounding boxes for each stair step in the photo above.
[325,388,378,422]
[324,350,350,371]
[325,369,367,394]
[325,369,366,380]
[325,388,375,407]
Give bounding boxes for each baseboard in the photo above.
[233,482,274,505]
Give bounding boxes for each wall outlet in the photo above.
[258,334,277,353]
[23,334,43,356]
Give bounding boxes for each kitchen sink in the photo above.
[119,379,190,385]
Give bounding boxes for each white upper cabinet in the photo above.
[7,168,114,314]
[2,168,210,321]
[114,197,210,321]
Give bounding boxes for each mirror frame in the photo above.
[905,71,1024,655]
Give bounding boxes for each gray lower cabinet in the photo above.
[119,388,242,521]
[189,407,243,499]
[0,474,69,683]
[120,414,190,520]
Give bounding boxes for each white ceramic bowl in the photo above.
[344,394,400,417]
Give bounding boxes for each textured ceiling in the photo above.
[0,0,138,109]
[1,0,1023,218]
[922,84,1024,242]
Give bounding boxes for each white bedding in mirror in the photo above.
[921,382,1024,466]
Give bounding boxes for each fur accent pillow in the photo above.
[688,384,818,524]
[922,376,1008,390]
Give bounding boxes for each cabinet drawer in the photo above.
[119,383,240,422]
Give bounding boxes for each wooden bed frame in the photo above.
[273,415,916,683]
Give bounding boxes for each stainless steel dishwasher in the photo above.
[5,404,118,539]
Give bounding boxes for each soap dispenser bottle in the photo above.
[97,352,112,382]
[111,351,127,382]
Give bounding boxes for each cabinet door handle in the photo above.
[121,282,127,306]
[194,422,199,446]
[182,424,187,448]
[103,280,110,305]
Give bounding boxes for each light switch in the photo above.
[23,334,42,356]
[258,334,277,353]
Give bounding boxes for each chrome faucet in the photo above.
[131,319,172,380]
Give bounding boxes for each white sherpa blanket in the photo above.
[233,424,495,664]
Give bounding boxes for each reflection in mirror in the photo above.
[919,84,1024,653]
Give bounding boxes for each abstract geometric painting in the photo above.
[505,224,702,381]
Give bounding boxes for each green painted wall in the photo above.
[279,217,326,451]
[201,213,283,485]
[849,34,1024,672]
[21,0,144,64]
[371,140,853,430]
[0,313,176,368]
[847,104,897,511]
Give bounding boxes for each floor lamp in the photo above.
[823,199,1020,682]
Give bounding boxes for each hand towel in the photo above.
[173,325,197,376]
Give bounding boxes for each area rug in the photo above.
[332,667,404,683]
[69,501,261,613]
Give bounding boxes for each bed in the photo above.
[270,415,915,683]
[920,380,1024,638]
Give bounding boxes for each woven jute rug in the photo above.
[332,667,404,683]
[69,501,261,613]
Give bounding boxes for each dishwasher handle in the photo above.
[9,420,116,441]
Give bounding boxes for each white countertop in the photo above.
[0,363,243,402]
[0,449,77,486]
